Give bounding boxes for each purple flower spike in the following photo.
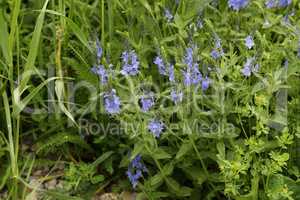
[140,93,155,112]
[278,0,291,7]
[126,155,147,189]
[245,35,254,49]
[169,64,175,82]
[197,19,203,29]
[154,56,167,75]
[184,47,194,68]
[104,89,121,114]
[91,65,108,85]
[165,9,173,22]
[182,47,202,86]
[191,63,202,85]
[148,119,164,138]
[171,89,183,104]
[121,51,140,76]
[265,0,276,8]
[96,38,103,61]
[201,76,211,91]
[266,0,291,8]
[241,65,252,77]
[241,57,259,77]
[228,0,249,11]
[211,49,223,60]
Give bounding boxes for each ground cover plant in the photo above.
[0,0,300,199]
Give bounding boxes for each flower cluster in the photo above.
[211,36,224,60]
[241,57,260,77]
[140,92,155,112]
[91,41,109,85]
[228,0,249,11]
[154,56,167,75]
[171,89,183,104]
[103,89,121,114]
[164,9,173,22]
[126,155,148,188]
[121,50,140,76]
[182,47,202,86]
[91,65,108,85]
[266,0,292,8]
[148,119,165,138]
[245,35,254,49]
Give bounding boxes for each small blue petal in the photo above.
[201,76,211,91]
[91,65,108,85]
[104,89,121,114]
[228,0,249,11]
[164,9,173,22]
[140,93,155,112]
[154,56,167,75]
[245,35,254,49]
[171,89,183,104]
[121,51,140,76]
[148,119,164,138]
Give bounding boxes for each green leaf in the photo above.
[152,148,171,160]
[66,18,93,53]
[149,173,164,188]
[92,151,114,168]
[166,177,192,197]
[0,10,9,65]
[19,0,50,91]
[91,175,105,184]
[175,142,192,160]
[162,162,174,176]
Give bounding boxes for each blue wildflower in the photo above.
[96,38,103,61]
[140,93,155,112]
[169,64,175,82]
[154,56,167,75]
[215,36,222,49]
[104,89,121,114]
[278,0,291,7]
[197,19,203,29]
[266,0,291,8]
[201,76,211,91]
[228,0,249,11]
[211,49,223,59]
[241,65,251,77]
[284,60,289,69]
[165,9,173,22]
[245,35,254,49]
[91,65,108,85]
[182,47,202,86]
[184,47,194,67]
[121,50,140,76]
[265,0,277,8]
[191,63,202,85]
[130,155,147,171]
[182,65,202,86]
[211,37,224,59]
[253,64,260,73]
[126,170,141,188]
[241,57,259,77]
[126,155,147,188]
[171,89,183,104]
[148,119,164,138]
